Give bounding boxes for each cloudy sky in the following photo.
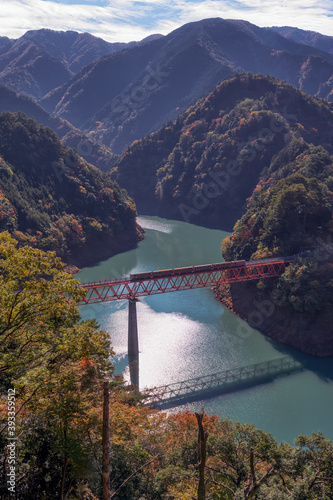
[0,0,332,42]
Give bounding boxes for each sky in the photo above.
[0,0,332,43]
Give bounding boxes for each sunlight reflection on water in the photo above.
[137,216,174,233]
[78,216,333,444]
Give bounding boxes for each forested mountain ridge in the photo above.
[114,73,333,230]
[0,111,142,267]
[218,139,333,355]
[17,29,137,73]
[0,29,139,100]
[113,73,333,355]
[269,26,333,55]
[0,83,117,171]
[0,34,71,100]
[40,18,333,154]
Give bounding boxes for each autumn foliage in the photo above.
[0,234,333,498]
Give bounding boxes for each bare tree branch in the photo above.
[208,475,237,500]
[110,454,161,499]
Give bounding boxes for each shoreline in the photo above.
[63,223,144,274]
[213,280,333,357]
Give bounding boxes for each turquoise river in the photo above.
[78,216,333,444]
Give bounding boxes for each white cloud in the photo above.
[0,0,332,42]
[154,0,333,37]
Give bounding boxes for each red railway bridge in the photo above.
[79,257,294,389]
[79,257,293,304]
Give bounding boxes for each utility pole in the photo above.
[102,380,110,500]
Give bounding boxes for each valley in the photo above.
[0,18,332,373]
[0,14,332,499]
[78,216,333,444]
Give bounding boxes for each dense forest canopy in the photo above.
[0,111,141,266]
[0,83,118,172]
[114,73,333,230]
[1,234,333,499]
[0,33,332,497]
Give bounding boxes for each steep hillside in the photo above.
[269,26,333,55]
[113,73,333,230]
[217,147,333,355]
[41,34,169,129]
[20,29,137,73]
[0,36,13,54]
[0,112,142,267]
[0,29,138,99]
[0,84,116,171]
[0,37,71,99]
[41,18,333,154]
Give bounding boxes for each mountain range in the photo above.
[39,18,333,154]
[0,20,332,158]
[269,26,333,55]
[0,29,160,100]
[0,84,116,171]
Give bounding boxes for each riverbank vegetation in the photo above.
[219,132,333,354]
[221,150,333,318]
[1,234,333,499]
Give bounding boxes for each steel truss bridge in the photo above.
[79,256,295,390]
[143,356,303,409]
[79,257,293,305]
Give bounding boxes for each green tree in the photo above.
[261,174,331,253]
[0,232,114,499]
[0,232,112,387]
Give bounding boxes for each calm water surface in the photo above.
[78,216,333,444]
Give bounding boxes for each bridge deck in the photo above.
[143,356,303,409]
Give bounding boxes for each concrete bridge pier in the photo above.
[128,298,139,390]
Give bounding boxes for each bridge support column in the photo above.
[128,298,139,391]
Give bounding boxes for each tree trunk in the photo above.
[60,456,68,500]
[244,448,256,500]
[102,381,110,500]
[195,412,208,500]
